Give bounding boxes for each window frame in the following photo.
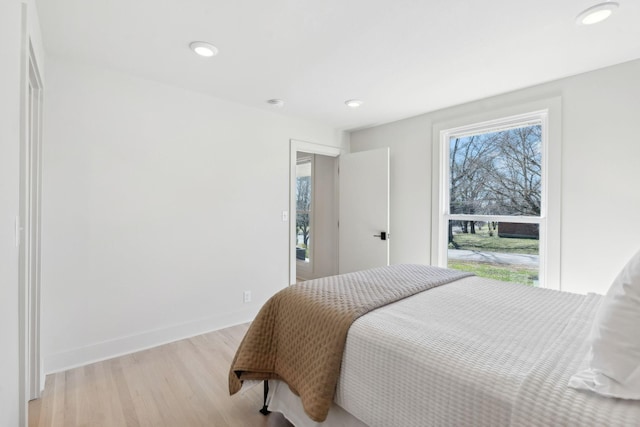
[431,98,562,290]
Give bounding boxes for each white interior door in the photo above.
[339,147,390,273]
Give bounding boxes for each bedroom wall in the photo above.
[0,2,23,425]
[350,59,640,296]
[41,56,346,373]
[1,1,46,425]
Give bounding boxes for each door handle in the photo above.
[373,232,388,241]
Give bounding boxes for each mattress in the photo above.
[269,275,640,426]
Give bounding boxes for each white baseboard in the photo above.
[44,306,258,375]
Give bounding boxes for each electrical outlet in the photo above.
[243,290,252,303]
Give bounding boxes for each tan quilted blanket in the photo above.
[228,264,472,422]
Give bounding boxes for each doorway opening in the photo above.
[289,141,340,285]
[295,153,313,279]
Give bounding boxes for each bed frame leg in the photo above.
[259,380,271,416]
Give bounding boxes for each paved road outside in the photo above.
[448,249,539,268]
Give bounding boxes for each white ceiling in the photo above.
[36,0,640,131]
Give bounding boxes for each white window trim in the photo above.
[431,97,562,290]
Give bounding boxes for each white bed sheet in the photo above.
[268,380,367,427]
[335,276,586,426]
[269,275,640,426]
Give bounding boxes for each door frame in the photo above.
[19,10,44,422]
[289,140,341,285]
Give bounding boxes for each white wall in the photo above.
[1,1,45,425]
[41,57,345,373]
[351,117,432,266]
[351,59,640,295]
[0,1,23,425]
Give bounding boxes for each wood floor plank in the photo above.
[29,324,293,427]
[50,370,66,427]
[28,394,41,427]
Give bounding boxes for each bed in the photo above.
[229,264,640,426]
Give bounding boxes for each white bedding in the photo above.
[270,275,640,426]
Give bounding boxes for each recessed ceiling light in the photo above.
[576,2,619,25]
[189,41,218,57]
[345,99,363,108]
[267,99,284,107]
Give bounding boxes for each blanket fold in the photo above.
[228,264,471,422]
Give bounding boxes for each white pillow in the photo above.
[569,249,640,399]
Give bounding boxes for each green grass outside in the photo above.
[449,223,539,255]
[449,223,539,286]
[448,260,538,286]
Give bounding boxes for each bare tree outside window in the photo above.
[296,159,312,262]
[449,125,541,218]
[296,175,311,248]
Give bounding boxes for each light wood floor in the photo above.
[29,323,293,427]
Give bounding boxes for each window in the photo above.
[296,156,313,267]
[440,112,549,287]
